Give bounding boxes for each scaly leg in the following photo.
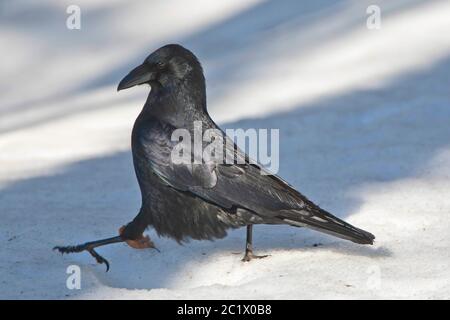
[242,225,268,262]
[54,226,158,271]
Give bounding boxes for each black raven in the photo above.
[55,44,375,270]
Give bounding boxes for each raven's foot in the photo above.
[119,226,159,251]
[242,251,269,262]
[54,243,111,271]
[53,235,124,272]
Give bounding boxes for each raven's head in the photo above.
[117,44,204,91]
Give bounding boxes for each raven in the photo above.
[55,44,375,270]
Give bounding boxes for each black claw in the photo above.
[53,244,86,254]
[88,248,110,272]
[53,246,71,254]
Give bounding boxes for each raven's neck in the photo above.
[140,78,208,128]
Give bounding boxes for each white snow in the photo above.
[1,0,449,299]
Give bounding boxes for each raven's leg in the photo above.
[119,211,159,250]
[54,226,158,271]
[118,225,157,250]
[242,225,268,262]
[54,236,123,271]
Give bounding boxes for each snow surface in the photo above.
[1,0,449,299]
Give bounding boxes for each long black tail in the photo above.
[282,205,375,245]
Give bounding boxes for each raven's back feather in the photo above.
[131,115,375,244]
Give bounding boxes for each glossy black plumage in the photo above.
[120,44,375,245]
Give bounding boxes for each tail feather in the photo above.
[282,206,375,245]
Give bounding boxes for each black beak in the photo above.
[117,63,155,91]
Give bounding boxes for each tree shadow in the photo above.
[0,0,430,134]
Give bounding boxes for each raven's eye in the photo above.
[156,61,166,69]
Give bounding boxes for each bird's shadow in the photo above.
[90,225,392,291]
